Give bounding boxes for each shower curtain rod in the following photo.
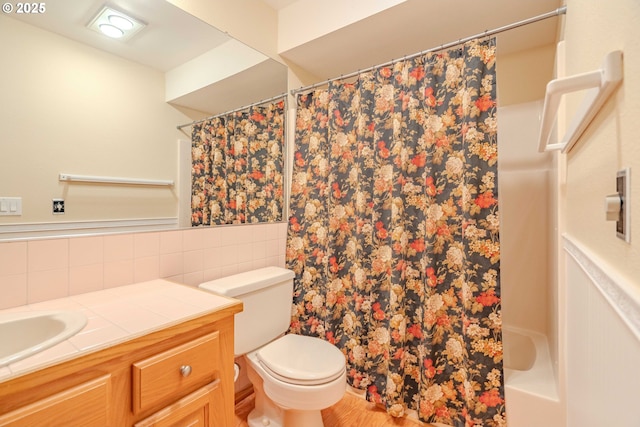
[291,6,567,95]
[176,92,288,132]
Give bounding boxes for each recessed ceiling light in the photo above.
[99,23,124,38]
[88,6,146,40]
[108,14,134,30]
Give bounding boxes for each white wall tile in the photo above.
[69,236,103,267]
[220,264,238,278]
[252,240,267,261]
[203,267,221,282]
[183,229,204,251]
[160,230,183,254]
[237,243,254,264]
[134,256,160,283]
[28,239,68,272]
[218,226,237,247]
[1,224,290,309]
[134,232,160,258]
[250,224,267,242]
[104,259,134,288]
[160,253,183,278]
[202,227,221,248]
[235,225,254,244]
[69,264,104,295]
[218,244,239,267]
[202,247,222,270]
[104,234,133,262]
[0,274,27,309]
[182,271,204,287]
[28,268,69,303]
[0,242,27,276]
[183,250,204,274]
[265,223,280,241]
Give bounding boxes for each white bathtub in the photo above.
[503,327,564,427]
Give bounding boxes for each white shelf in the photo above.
[538,50,623,153]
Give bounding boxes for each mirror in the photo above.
[0,0,288,241]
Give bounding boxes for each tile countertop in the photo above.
[0,279,239,383]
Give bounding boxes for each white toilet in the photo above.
[199,266,346,427]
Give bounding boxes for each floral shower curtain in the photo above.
[191,100,285,225]
[286,39,504,426]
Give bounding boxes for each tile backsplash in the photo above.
[0,222,288,309]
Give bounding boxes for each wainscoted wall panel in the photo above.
[565,236,640,426]
[0,222,288,309]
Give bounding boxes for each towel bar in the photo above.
[538,50,623,153]
[59,173,174,187]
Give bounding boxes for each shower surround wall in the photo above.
[497,101,564,426]
[498,101,554,340]
[0,223,288,310]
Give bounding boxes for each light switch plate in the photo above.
[0,197,22,216]
[617,168,630,243]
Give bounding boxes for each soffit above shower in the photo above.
[275,0,564,81]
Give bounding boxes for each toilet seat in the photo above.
[256,334,346,386]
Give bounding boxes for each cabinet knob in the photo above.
[180,365,192,377]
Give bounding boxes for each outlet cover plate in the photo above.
[616,168,630,243]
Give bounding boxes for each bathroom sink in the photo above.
[0,310,87,367]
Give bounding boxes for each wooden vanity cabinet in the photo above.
[134,380,220,427]
[0,375,111,427]
[0,303,241,427]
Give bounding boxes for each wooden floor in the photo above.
[234,390,429,427]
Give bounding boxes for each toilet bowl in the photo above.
[245,334,346,427]
[199,267,347,427]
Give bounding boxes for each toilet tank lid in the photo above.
[199,267,295,297]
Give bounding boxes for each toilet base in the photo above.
[246,382,283,427]
[245,354,338,427]
[246,397,325,427]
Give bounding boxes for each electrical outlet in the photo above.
[617,168,630,243]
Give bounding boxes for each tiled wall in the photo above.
[0,222,288,310]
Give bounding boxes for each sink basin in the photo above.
[0,310,87,367]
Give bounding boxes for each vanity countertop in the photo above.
[0,280,240,383]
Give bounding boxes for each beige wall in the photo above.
[498,44,556,106]
[563,0,640,284]
[561,1,640,424]
[0,16,188,224]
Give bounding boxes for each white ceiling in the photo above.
[6,0,230,72]
[261,0,298,10]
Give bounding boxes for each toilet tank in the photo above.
[199,267,295,356]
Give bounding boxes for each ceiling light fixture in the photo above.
[88,6,146,40]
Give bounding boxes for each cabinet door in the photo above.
[0,375,111,427]
[134,380,220,427]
